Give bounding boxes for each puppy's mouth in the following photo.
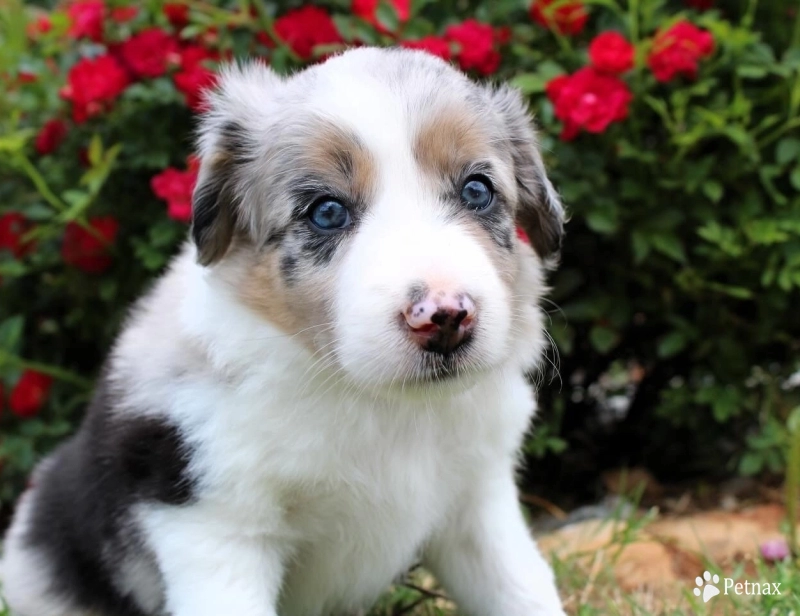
[410,335,480,382]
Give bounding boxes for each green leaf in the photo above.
[0,260,27,277]
[711,388,740,422]
[744,220,789,245]
[268,46,291,75]
[589,325,619,354]
[61,189,89,211]
[536,60,565,81]
[651,234,687,263]
[788,406,800,434]
[739,452,763,476]
[20,203,55,221]
[585,207,618,234]
[705,281,753,299]
[0,130,33,153]
[332,15,356,42]
[631,231,650,264]
[736,65,767,79]
[510,73,547,94]
[0,315,24,354]
[546,437,568,454]
[791,166,800,191]
[351,20,378,45]
[657,331,687,358]
[776,138,800,165]
[87,134,103,168]
[701,180,723,203]
[375,0,399,32]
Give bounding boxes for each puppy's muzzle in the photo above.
[403,291,476,355]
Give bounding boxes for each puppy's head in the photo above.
[193,49,563,388]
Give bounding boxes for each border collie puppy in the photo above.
[1,47,566,616]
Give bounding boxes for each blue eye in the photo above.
[461,176,494,211]
[309,199,352,231]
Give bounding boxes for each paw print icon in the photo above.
[694,570,721,603]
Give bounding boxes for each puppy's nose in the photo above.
[404,291,476,355]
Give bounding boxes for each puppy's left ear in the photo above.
[489,86,565,260]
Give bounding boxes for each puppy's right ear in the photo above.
[191,63,282,266]
[191,144,237,266]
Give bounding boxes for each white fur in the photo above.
[1,48,565,616]
[118,247,561,616]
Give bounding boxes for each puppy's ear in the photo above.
[191,143,237,266]
[191,63,282,266]
[489,85,565,260]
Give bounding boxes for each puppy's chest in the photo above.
[192,391,483,531]
[195,402,474,613]
[287,430,461,531]
[275,422,470,615]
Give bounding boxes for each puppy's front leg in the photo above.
[140,506,287,616]
[424,473,566,616]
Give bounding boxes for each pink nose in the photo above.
[404,291,476,355]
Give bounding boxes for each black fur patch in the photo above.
[445,172,516,252]
[280,252,299,284]
[191,162,236,266]
[487,86,564,258]
[22,374,195,616]
[300,229,346,266]
[220,121,257,165]
[472,200,515,252]
[192,121,256,266]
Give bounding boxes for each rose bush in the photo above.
[0,0,798,510]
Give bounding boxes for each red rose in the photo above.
[169,44,219,111]
[27,15,52,38]
[530,0,588,36]
[35,119,68,155]
[445,20,501,75]
[9,371,53,419]
[199,26,219,48]
[352,0,410,33]
[67,0,105,42]
[0,212,34,258]
[546,67,632,140]
[648,20,714,83]
[401,37,452,62]
[61,216,119,273]
[173,44,219,71]
[174,65,217,112]
[120,28,180,79]
[589,32,635,75]
[274,6,343,61]
[151,160,198,223]
[60,55,129,123]
[110,6,137,23]
[17,71,38,84]
[164,3,189,29]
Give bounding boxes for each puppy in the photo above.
[0,47,566,616]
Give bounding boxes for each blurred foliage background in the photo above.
[0,0,798,517]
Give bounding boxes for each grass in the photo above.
[366,544,800,616]
[364,493,800,616]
